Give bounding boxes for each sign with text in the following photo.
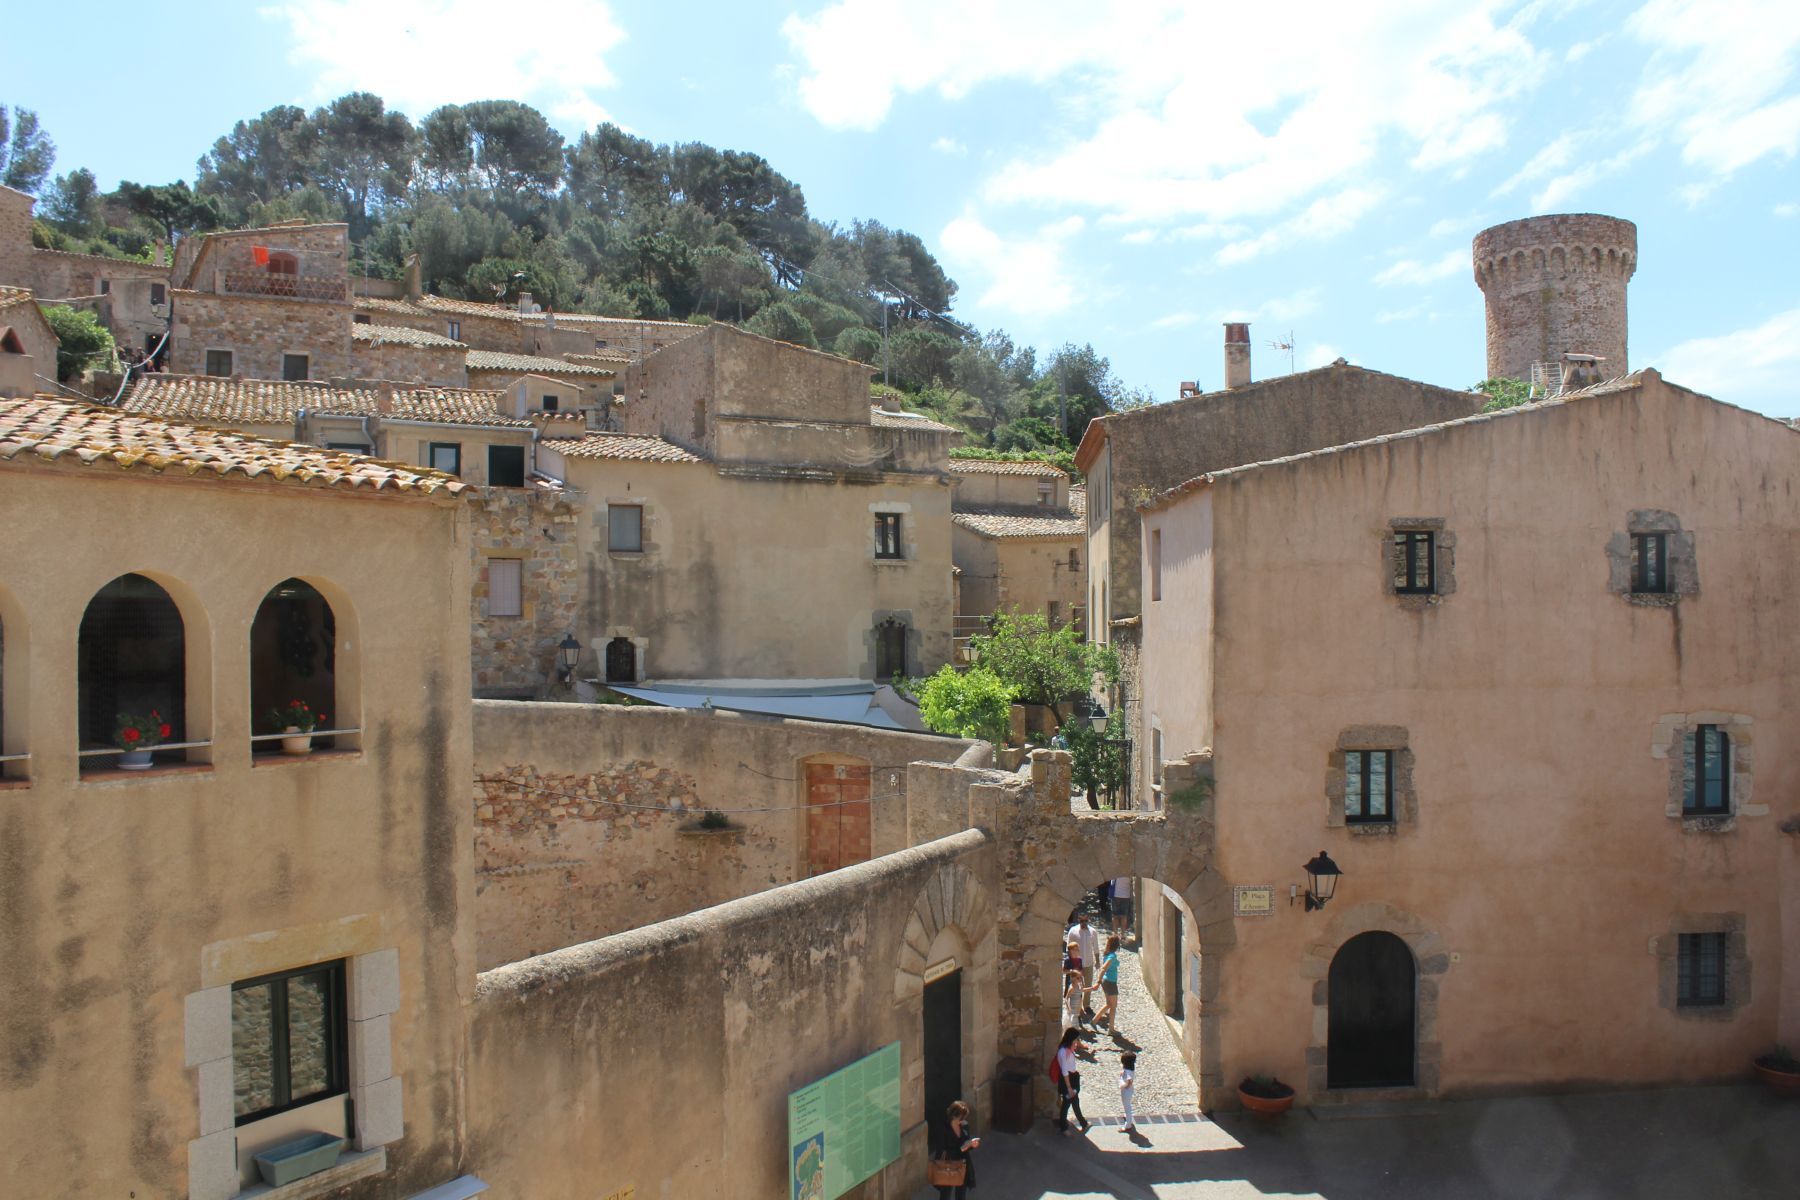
[787,1041,901,1200]
[1233,885,1276,917]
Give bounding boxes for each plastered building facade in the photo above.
[949,459,1086,633]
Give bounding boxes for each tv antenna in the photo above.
[1268,331,1297,375]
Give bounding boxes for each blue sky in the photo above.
[11,1,1800,413]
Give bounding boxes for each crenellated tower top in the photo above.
[1472,213,1637,386]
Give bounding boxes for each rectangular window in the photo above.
[1150,528,1163,601]
[875,513,903,559]
[150,282,166,306]
[595,338,609,350]
[447,320,461,340]
[231,961,346,1125]
[488,444,526,488]
[1631,532,1668,593]
[1393,530,1435,594]
[1677,932,1726,1006]
[428,442,462,476]
[353,313,370,324]
[1344,750,1394,823]
[99,279,110,295]
[1684,725,1731,814]
[542,395,559,412]
[204,349,234,377]
[282,353,310,382]
[609,504,643,552]
[487,558,523,617]
[1037,480,1054,506]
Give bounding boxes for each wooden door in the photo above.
[805,761,871,876]
[1327,931,1416,1088]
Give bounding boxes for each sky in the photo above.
[10,0,1800,414]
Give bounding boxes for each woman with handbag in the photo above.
[928,1099,979,1198]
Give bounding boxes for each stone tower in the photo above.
[1472,213,1636,385]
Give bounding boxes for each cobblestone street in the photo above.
[1069,940,1199,1123]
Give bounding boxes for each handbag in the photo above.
[928,1155,967,1187]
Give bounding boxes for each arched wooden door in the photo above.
[604,637,636,683]
[1327,931,1416,1088]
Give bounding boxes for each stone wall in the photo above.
[352,339,466,388]
[470,486,584,696]
[0,185,34,289]
[1474,213,1636,381]
[169,291,352,380]
[470,700,976,968]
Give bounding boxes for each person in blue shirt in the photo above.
[1085,935,1124,1034]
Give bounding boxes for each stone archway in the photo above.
[1301,902,1452,1098]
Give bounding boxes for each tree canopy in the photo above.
[969,610,1119,723]
[0,105,56,193]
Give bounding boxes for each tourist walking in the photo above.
[1118,1051,1138,1134]
[1052,1027,1091,1135]
[1062,939,1085,1027]
[1067,912,1100,1021]
[928,1099,979,1199]
[1085,935,1123,1033]
[1111,876,1134,941]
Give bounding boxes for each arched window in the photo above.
[604,637,637,684]
[266,251,298,276]
[875,618,907,681]
[250,579,338,753]
[79,574,187,768]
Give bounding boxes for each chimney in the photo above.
[1224,323,1251,389]
[403,252,422,301]
[516,292,535,314]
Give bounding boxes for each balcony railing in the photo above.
[222,270,348,302]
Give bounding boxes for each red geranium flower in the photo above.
[122,728,141,743]
[158,724,172,738]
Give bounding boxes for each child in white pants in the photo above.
[1119,1052,1138,1134]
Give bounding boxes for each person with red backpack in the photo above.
[1049,1027,1091,1135]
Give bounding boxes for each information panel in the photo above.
[787,1041,901,1200]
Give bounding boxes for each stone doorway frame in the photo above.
[1301,902,1452,1100]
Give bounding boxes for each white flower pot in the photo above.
[280,727,313,756]
[117,749,154,770]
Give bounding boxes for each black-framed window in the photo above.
[282,353,310,382]
[488,444,526,488]
[205,349,234,377]
[1393,530,1435,594]
[1676,932,1726,1007]
[609,504,643,552]
[150,282,166,306]
[542,395,559,412]
[1344,750,1394,823]
[1631,532,1668,593]
[428,442,462,476]
[1684,725,1730,815]
[232,961,347,1125]
[875,513,903,559]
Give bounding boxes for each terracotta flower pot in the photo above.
[280,727,313,756]
[1238,1080,1296,1115]
[1753,1058,1800,1097]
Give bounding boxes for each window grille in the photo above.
[605,637,637,683]
[1392,530,1435,594]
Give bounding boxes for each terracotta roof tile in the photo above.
[952,504,1085,539]
[122,375,377,424]
[0,286,38,312]
[871,406,959,433]
[0,396,464,497]
[565,351,636,366]
[352,323,466,349]
[465,349,615,377]
[383,387,531,427]
[1068,484,1086,519]
[946,457,1067,477]
[545,431,704,463]
[354,296,430,316]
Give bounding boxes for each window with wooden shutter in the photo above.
[488,558,522,618]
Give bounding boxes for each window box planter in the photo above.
[1753,1051,1800,1098]
[1237,1075,1295,1115]
[255,1132,346,1188]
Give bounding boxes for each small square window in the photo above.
[487,558,522,617]
[447,320,461,340]
[150,283,166,306]
[204,349,234,377]
[609,505,643,552]
[282,353,310,382]
[1344,750,1394,823]
[1631,532,1668,593]
[353,313,370,324]
[488,444,525,488]
[595,338,608,351]
[1676,932,1726,1006]
[1393,530,1435,594]
[232,961,346,1124]
[1684,725,1731,815]
[875,513,903,559]
[542,395,559,412]
[1037,480,1054,506]
[428,442,461,476]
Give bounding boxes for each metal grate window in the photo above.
[1683,725,1730,814]
[1676,932,1726,1006]
[1631,532,1668,593]
[875,513,903,559]
[1392,530,1435,594]
[1344,749,1394,823]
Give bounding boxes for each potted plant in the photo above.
[1753,1047,1800,1097]
[114,711,170,769]
[1238,1074,1296,1115]
[268,700,324,756]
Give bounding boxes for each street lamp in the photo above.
[556,634,582,682]
[1300,850,1342,912]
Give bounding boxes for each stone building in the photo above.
[1134,369,1800,1101]
[0,285,59,383]
[1474,212,1637,387]
[167,221,353,381]
[0,395,475,1199]
[949,458,1086,643]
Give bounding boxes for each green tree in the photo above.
[310,93,414,227]
[969,610,1118,724]
[41,168,101,234]
[42,305,115,382]
[745,301,818,348]
[195,105,317,220]
[833,326,882,364]
[0,105,55,193]
[913,666,1012,745]
[1065,711,1129,809]
[113,181,222,247]
[419,100,564,195]
[1471,377,1532,412]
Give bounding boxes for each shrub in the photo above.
[42,304,115,382]
[913,665,1012,745]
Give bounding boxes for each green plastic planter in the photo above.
[254,1132,346,1188]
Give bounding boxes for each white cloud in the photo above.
[1373,249,1465,287]
[1217,187,1386,266]
[1529,139,1654,210]
[1151,312,1202,330]
[1776,202,1799,217]
[1376,302,1433,324]
[262,0,624,130]
[1214,288,1322,325]
[937,214,1082,316]
[1656,306,1800,412]
[932,136,968,157]
[1301,342,1345,370]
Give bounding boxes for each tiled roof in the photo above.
[871,406,959,433]
[544,431,703,463]
[354,296,431,317]
[0,396,464,497]
[419,295,527,321]
[122,375,377,424]
[952,505,1085,539]
[384,388,530,427]
[465,350,614,377]
[946,457,1067,477]
[1068,484,1086,519]
[31,247,172,272]
[352,323,465,349]
[0,286,37,312]
[565,351,636,366]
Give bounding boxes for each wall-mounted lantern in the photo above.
[1299,850,1342,912]
[556,634,582,682]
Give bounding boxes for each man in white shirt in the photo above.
[1066,912,1100,1021]
[1111,876,1134,941]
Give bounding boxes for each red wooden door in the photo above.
[806,762,871,876]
